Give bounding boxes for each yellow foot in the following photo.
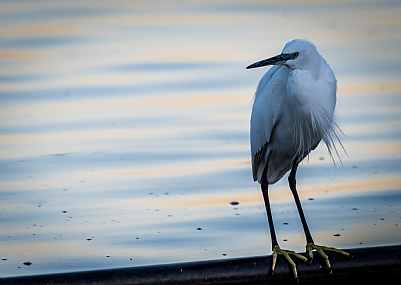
[306,242,351,271]
[271,245,309,280]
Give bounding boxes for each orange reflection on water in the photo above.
[119,14,240,26]
[152,190,262,209]
[324,177,400,194]
[0,50,40,60]
[0,128,158,145]
[338,81,401,95]
[1,242,63,255]
[3,24,77,38]
[160,177,401,209]
[342,141,401,160]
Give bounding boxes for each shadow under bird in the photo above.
[247,39,351,280]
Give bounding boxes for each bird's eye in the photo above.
[292,52,299,58]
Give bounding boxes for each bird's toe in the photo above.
[306,242,350,271]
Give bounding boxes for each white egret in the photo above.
[247,39,350,280]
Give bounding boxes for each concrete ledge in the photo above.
[2,244,401,284]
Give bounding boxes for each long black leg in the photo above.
[288,162,314,244]
[261,166,278,249]
[262,164,309,279]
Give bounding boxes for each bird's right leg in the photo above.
[261,166,308,280]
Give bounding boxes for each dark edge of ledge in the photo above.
[2,244,401,285]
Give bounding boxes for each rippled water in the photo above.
[1,1,401,278]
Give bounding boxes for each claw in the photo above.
[271,245,308,280]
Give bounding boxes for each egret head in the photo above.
[246,39,319,71]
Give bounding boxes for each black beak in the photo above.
[246,53,294,69]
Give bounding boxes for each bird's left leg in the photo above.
[288,162,351,270]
